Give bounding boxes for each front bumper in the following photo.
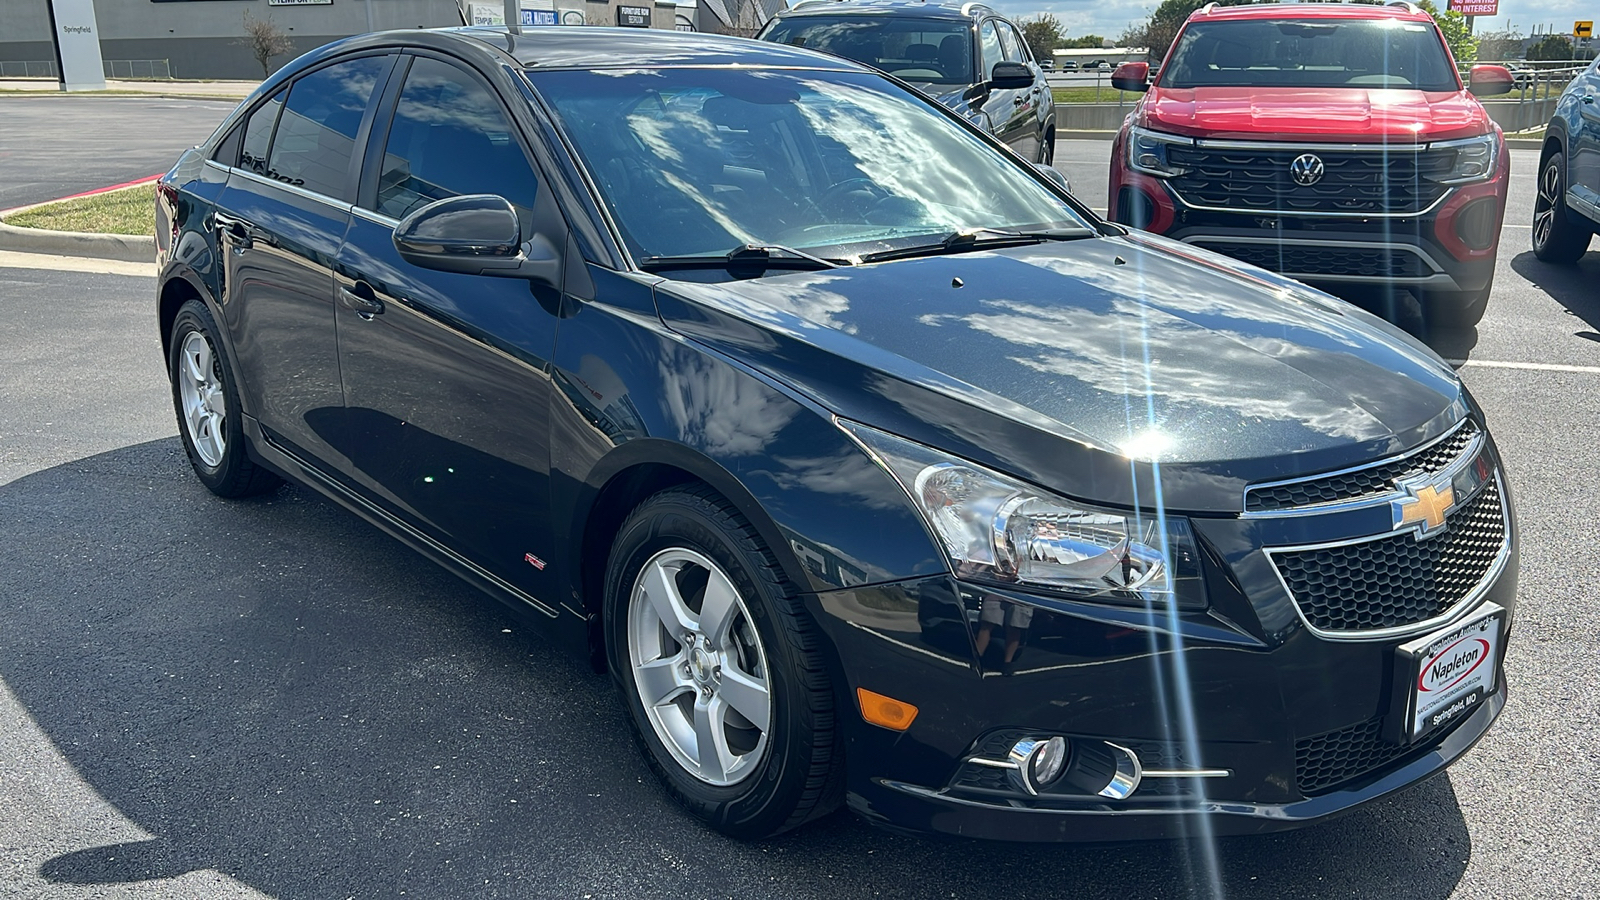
[804,437,1518,842]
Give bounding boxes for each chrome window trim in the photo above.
[1262,472,1510,643]
[1241,418,1478,518]
[226,165,356,214]
[353,205,400,228]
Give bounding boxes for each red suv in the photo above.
[1107,2,1514,328]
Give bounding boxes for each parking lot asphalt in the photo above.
[0,96,237,210]
[1,109,1598,899]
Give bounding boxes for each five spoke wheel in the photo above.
[627,548,771,786]
[177,331,227,467]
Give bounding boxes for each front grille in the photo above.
[1272,479,1505,633]
[1295,719,1409,795]
[1193,241,1431,278]
[1295,712,1473,795]
[1167,145,1455,215]
[1247,421,1479,513]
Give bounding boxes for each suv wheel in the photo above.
[1424,278,1492,331]
[1532,150,1593,263]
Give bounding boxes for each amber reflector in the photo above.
[857,687,919,731]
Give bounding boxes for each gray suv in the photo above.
[758,0,1057,164]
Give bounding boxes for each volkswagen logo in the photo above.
[1289,153,1325,187]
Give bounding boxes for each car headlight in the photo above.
[841,422,1206,610]
[1127,125,1193,178]
[1432,133,1499,185]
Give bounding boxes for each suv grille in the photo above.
[1191,241,1431,279]
[1271,479,1505,634]
[1167,145,1455,215]
[1247,421,1479,513]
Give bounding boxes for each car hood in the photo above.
[650,234,1467,511]
[1136,86,1491,142]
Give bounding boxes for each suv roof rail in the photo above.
[959,2,995,17]
[1198,2,1218,13]
[1384,0,1421,11]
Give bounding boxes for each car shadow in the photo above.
[1509,249,1600,336]
[4,439,1471,900]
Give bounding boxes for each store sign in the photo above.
[468,2,504,24]
[520,8,558,24]
[267,0,334,5]
[1447,0,1497,14]
[49,0,107,91]
[617,4,651,27]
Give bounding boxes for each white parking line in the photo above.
[1448,359,1600,375]
[0,249,153,278]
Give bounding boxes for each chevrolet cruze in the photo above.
[156,27,1517,842]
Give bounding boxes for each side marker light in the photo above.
[857,687,918,731]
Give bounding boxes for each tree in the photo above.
[1525,34,1575,61]
[1415,0,1475,64]
[1018,14,1065,63]
[239,12,295,78]
[1061,35,1109,49]
[1475,28,1524,62]
[1119,0,1258,63]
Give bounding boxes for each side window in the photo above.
[373,56,541,220]
[997,22,1026,63]
[238,90,284,175]
[264,56,387,199]
[979,21,1003,77]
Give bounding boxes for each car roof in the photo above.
[1189,1,1435,23]
[450,26,875,69]
[774,0,994,21]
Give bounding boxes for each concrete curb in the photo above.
[1505,137,1545,150]
[1059,129,1118,141]
[0,220,153,263]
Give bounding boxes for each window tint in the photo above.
[374,56,540,220]
[979,21,1003,75]
[264,56,387,198]
[761,17,975,85]
[997,22,1024,63]
[1160,19,1458,91]
[238,90,284,175]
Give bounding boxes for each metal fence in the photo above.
[102,59,173,80]
[0,60,58,78]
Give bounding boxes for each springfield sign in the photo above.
[1448,0,1498,14]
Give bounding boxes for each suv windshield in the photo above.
[759,16,975,85]
[529,68,1089,262]
[1161,18,1460,91]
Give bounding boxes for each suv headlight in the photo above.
[841,422,1206,610]
[1432,133,1499,185]
[1128,125,1194,178]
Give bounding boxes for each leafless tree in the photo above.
[239,12,296,79]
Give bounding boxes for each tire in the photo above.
[1424,277,1492,331]
[1039,130,1056,167]
[1532,151,1593,264]
[167,299,281,498]
[604,485,842,839]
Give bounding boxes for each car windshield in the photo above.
[529,68,1091,262]
[1160,18,1460,91]
[759,16,976,85]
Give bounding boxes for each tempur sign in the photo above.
[48,0,107,92]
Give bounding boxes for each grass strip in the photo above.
[5,183,157,236]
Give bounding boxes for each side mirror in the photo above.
[990,61,1034,90]
[1111,61,1150,94]
[1468,64,1514,97]
[393,194,561,285]
[1033,162,1072,194]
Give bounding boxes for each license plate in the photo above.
[1385,603,1505,745]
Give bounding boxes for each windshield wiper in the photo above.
[638,243,850,274]
[859,227,1088,264]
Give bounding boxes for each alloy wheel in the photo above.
[177,330,227,467]
[1533,159,1561,250]
[627,547,772,786]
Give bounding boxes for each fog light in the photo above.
[1032,736,1069,786]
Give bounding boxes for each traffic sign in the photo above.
[1577,21,1594,38]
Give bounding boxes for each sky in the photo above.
[983,0,1599,47]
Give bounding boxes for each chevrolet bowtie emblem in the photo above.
[1393,477,1455,538]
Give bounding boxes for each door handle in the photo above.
[338,282,385,318]
[213,212,253,250]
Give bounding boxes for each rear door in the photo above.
[333,53,567,604]
[994,19,1044,161]
[1571,58,1600,221]
[214,54,394,469]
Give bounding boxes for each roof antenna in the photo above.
[504,0,522,33]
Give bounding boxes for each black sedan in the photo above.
[155,27,1517,842]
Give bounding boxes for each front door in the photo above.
[334,53,565,603]
[1571,59,1600,221]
